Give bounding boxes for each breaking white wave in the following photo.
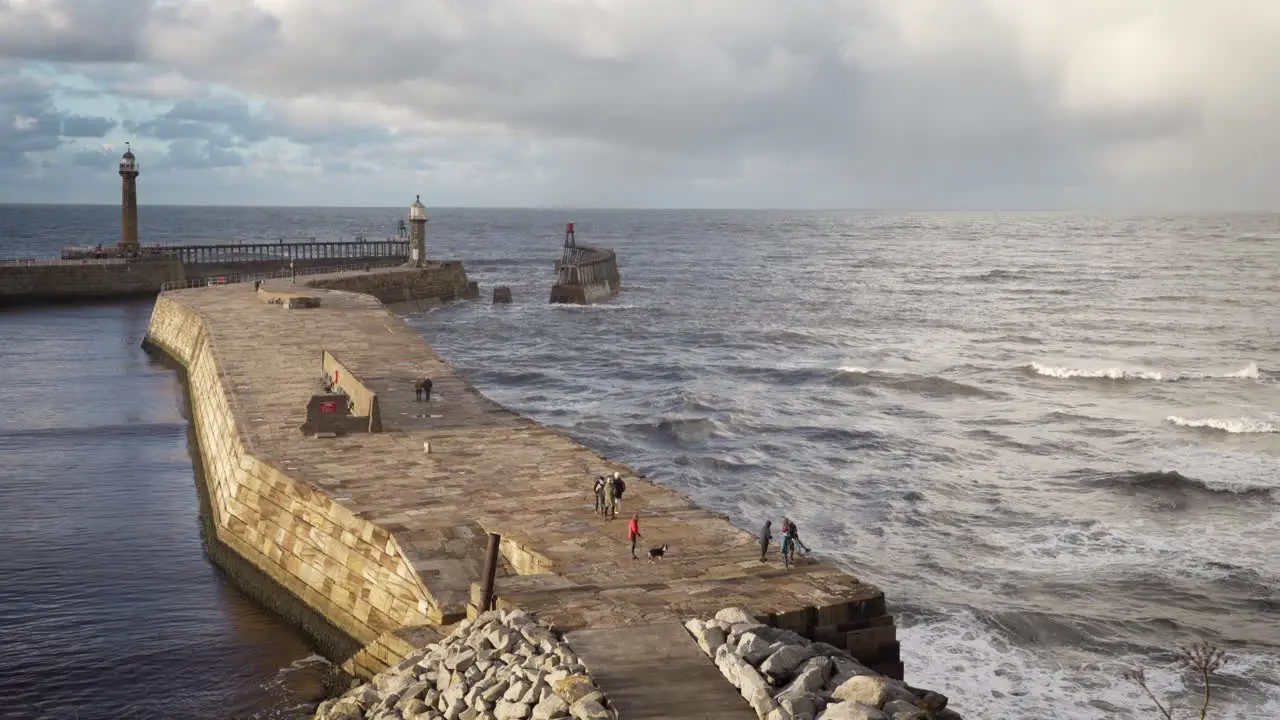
[1028,361,1260,382]
[1166,415,1279,434]
[983,511,1279,583]
[902,609,1280,720]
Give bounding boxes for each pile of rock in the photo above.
[685,608,962,720]
[315,609,613,720]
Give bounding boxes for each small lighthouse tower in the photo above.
[118,143,140,253]
[408,195,427,266]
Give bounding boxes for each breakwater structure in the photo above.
[0,146,414,308]
[548,223,621,305]
[142,267,963,719]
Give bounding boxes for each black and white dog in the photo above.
[647,544,669,562]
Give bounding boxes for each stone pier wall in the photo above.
[0,258,184,307]
[305,262,478,309]
[144,296,437,666]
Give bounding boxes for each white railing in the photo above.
[159,260,404,292]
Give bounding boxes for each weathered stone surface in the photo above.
[530,693,569,720]
[760,645,817,680]
[550,675,596,706]
[830,676,887,708]
[492,701,530,720]
[737,632,776,666]
[686,618,729,656]
[716,607,757,626]
[881,700,924,719]
[568,697,610,720]
[818,701,888,720]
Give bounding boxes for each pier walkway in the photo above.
[567,623,756,720]
[149,277,897,711]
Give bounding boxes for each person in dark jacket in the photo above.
[780,518,794,569]
[787,518,811,557]
[612,472,626,515]
[593,476,606,515]
[759,520,773,562]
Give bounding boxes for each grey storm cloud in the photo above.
[0,0,150,63]
[0,74,113,167]
[61,114,116,137]
[1,1,1279,208]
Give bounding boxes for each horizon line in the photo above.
[2,202,1278,214]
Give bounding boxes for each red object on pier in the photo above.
[334,370,340,385]
[566,223,574,233]
[319,401,337,414]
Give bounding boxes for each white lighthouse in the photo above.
[408,195,427,267]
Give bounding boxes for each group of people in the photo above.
[590,472,812,568]
[414,378,433,402]
[593,472,626,520]
[759,517,810,569]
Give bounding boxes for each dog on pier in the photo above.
[647,544,669,562]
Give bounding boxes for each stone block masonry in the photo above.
[0,258,184,307]
[143,273,902,687]
[305,262,478,310]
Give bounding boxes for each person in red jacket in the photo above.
[627,514,643,560]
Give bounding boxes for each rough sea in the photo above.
[1,204,1276,719]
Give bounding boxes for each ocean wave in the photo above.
[1027,361,1260,382]
[900,607,1280,720]
[1075,469,1276,500]
[1166,415,1279,434]
[965,269,1034,281]
[624,416,725,446]
[551,302,637,311]
[834,367,1000,399]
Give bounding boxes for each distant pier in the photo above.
[549,223,621,304]
[0,145,423,308]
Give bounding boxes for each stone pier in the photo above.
[142,272,901,687]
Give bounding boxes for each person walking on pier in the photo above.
[785,518,811,559]
[602,474,617,520]
[773,515,793,566]
[415,377,433,402]
[759,520,773,562]
[627,514,644,559]
[612,471,626,515]
[593,476,606,515]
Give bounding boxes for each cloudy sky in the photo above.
[0,1,1277,209]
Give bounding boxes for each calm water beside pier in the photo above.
[1,204,1278,719]
[0,299,329,720]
